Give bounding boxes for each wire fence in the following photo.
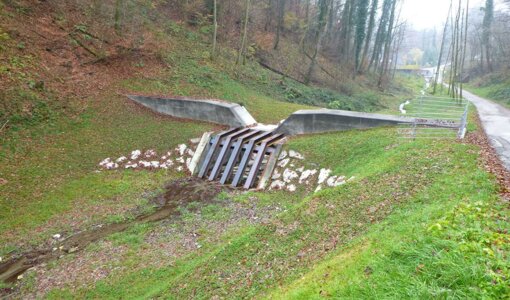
[398,96,469,140]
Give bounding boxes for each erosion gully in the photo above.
[0,178,224,296]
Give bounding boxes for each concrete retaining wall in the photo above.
[128,95,257,127]
[276,109,414,135]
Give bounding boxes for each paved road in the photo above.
[463,90,510,171]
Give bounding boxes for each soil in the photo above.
[0,178,224,295]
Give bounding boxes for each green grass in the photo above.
[0,91,213,252]
[465,72,510,109]
[465,83,510,109]
[40,127,507,299]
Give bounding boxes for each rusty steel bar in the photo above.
[219,130,262,185]
[208,128,251,181]
[231,131,273,187]
[243,133,285,189]
[198,128,240,178]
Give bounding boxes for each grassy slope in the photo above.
[41,124,508,299]
[465,73,510,109]
[0,8,419,253]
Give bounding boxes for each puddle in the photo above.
[0,178,223,290]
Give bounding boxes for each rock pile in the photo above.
[98,140,198,173]
[269,150,354,193]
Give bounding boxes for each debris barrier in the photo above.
[192,128,285,189]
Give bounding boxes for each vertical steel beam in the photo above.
[208,128,251,181]
[219,130,261,185]
[197,128,240,178]
[243,134,284,189]
[231,131,273,187]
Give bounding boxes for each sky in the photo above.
[401,0,503,30]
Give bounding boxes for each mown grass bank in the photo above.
[37,125,509,299]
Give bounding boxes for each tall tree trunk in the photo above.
[354,0,370,74]
[460,0,469,99]
[274,0,286,50]
[433,0,452,94]
[305,0,330,84]
[360,0,379,73]
[238,0,251,65]
[377,0,397,88]
[114,0,123,35]
[212,0,218,59]
[482,0,494,72]
[368,0,392,72]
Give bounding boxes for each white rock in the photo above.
[150,161,160,168]
[186,149,195,157]
[190,138,201,144]
[270,180,286,190]
[283,169,299,183]
[105,162,119,170]
[160,163,169,170]
[145,149,157,158]
[186,157,192,168]
[125,163,138,169]
[278,150,288,160]
[296,167,304,173]
[17,274,23,280]
[0,256,2,262]
[176,166,183,172]
[347,176,356,182]
[176,156,185,164]
[165,159,174,166]
[299,169,317,184]
[52,234,61,240]
[139,161,151,168]
[318,169,332,184]
[315,185,322,192]
[177,144,187,156]
[278,158,290,168]
[289,150,304,160]
[116,156,127,163]
[161,156,167,160]
[287,184,297,192]
[272,170,282,180]
[326,176,338,187]
[99,158,111,166]
[130,150,141,160]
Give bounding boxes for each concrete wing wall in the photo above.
[128,95,257,127]
[276,109,415,136]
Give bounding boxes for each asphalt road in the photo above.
[463,90,510,171]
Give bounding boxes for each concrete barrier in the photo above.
[276,109,415,135]
[128,95,257,127]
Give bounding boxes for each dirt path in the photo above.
[463,90,510,171]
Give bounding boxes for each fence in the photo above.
[398,96,470,140]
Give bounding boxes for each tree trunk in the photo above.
[433,0,452,94]
[274,0,286,50]
[238,0,251,65]
[114,0,123,35]
[360,0,379,73]
[212,0,218,59]
[305,0,330,84]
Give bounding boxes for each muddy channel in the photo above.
[0,178,224,295]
